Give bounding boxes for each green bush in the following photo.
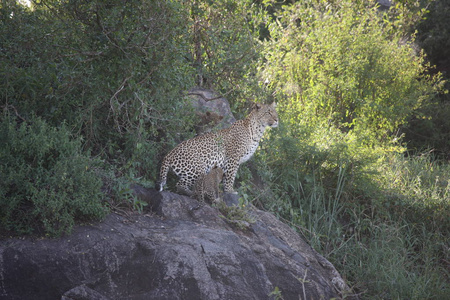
[247,1,449,298]
[251,0,444,217]
[182,0,274,113]
[0,0,197,179]
[261,0,442,141]
[403,100,450,157]
[0,115,107,236]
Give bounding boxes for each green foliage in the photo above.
[262,0,442,144]
[253,0,444,228]
[403,100,450,157]
[404,0,450,155]
[0,115,107,236]
[189,0,260,85]
[187,0,270,109]
[253,152,449,299]
[268,286,284,300]
[215,200,255,231]
[102,167,152,214]
[417,0,450,68]
[378,152,450,233]
[248,1,449,298]
[339,221,448,299]
[0,0,448,297]
[0,0,197,178]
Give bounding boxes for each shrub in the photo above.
[247,1,449,298]
[261,0,443,145]
[0,115,107,236]
[0,0,197,179]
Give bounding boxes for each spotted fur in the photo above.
[159,102,278,195]
[193,165,224,204]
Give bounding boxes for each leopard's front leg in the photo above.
[223,161,239,194]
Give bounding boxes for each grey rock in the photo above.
[187,87,236,134]
[377,0,392,8]
[223,192,240,207]
[0,188,356,300]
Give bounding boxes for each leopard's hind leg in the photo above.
[176,179,194,196]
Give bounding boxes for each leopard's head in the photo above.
[211,165,224,181]
[253,102,278,128]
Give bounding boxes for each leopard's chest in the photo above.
[239,140,260,164]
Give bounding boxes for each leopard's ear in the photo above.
[251,102,262,110]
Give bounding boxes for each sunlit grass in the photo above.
[253,152,449,299]
[379,153,450,232]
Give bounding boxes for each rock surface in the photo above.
[187,87,236,134]
[0,189,355,300]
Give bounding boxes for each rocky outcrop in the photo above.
[0,189,355,300]
[187,87,236,134]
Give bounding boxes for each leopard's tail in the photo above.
[158,159,170,192]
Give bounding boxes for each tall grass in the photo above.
[380,153,450,233]
[253,153,449,299]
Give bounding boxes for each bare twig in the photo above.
[2,104,27,123]
[109,76,131,133]
[299,269,308,300]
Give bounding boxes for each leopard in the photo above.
[193,165,224,204]
[158,102,278,196]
